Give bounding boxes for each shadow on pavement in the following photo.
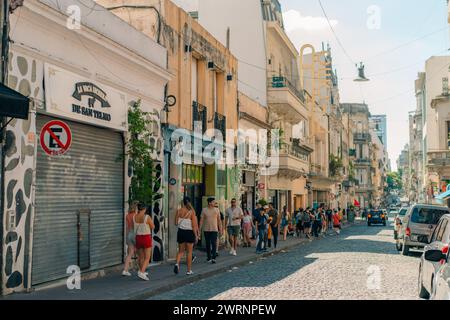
[151,223,418,300]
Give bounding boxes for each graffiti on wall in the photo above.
[2,51,43,293]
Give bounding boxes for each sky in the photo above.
[173,0,449,171]
[281,0,449,171]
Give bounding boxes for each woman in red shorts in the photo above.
[134,202,155,281]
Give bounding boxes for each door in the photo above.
[32,115,124,285]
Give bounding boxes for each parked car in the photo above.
[367,209,386,226]
[431,247,450,300]
[394,207,408,240]
[418,214,450,299]
[396,204,449,256]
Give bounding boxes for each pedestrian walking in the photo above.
[242,209,254,247]
[332,209,342,235]
[326,207,333,230]
[296,208,304,237]
[134,202,155,281]
[122,201,138,276]
[199,198,222,264]
[267,203,280,249]
[301,209,312,239]
[256,205,269,253]
[312,209,322,238]
[215,202,225,257]
[174,197,199,276]
[281,206,290,241]
[225,198,244,256]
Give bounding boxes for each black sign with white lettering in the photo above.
[71,82,112,122]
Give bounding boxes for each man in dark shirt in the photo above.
[267,203,279,249]
[326,207,333,230]
[256,206,269,253]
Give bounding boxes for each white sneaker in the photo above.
[122,270,132,277]
[186,270,194,275]
[232,250,237,256]
[229,250,234,255]
[138,272,149,281]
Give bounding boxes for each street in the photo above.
[151,218,422,300]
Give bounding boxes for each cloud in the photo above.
[283,9,338,32]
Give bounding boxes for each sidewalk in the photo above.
[3,220,361,300]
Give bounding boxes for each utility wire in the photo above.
[318,0,356,66]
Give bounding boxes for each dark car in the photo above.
[368,210,386,226]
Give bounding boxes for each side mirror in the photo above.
[424,249,446,262]
[417,235,429,244]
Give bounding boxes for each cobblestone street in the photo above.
[151,219,422,300]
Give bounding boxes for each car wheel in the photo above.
[418,267,430,299]
[401,242,410,256]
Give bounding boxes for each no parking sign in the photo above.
[40,120,72,156]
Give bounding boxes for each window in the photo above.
[191,58,198,102]
[442,219,450,243]
[437,220,448,241]
[410,208,447,225]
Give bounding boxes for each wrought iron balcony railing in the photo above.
[268,76,305,103]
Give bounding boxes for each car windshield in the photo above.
[370,211,382,215]
[410,207,447,224]
[399,208,408,216]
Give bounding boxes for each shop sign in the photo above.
[44,63,127,131]
[169,178,177,186]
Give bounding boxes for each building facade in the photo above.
[196,0,312,212]
[342,103,374,209]
[98,0,240,258]
[423,56,450,203]
[1,0,170,294]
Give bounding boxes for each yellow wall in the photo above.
[99,0,239,133]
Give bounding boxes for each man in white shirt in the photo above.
[225,198,244,256]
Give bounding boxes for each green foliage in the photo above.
[329,154,343,177]
[385,171,403,193]
[258,198,268,206]
[125,100,160,207]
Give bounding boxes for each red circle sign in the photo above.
[40,120,72,156]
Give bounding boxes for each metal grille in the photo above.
[32,115,124,285]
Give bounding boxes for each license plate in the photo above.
[410,235,418,241]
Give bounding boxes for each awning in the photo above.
[0,82,30,119]
[435,189,450,201]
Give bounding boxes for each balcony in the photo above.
[267,76,308,124]
[213,112,226,140]
[353,133,371,142]
[292,137,314,154]
[275,142,310,180]
[309,163,326,177]
[427,150,450,167]
[192,101,207,134]
[354,158,371,166]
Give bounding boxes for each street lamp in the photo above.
[354,62,370,82]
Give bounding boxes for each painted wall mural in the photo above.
[2,51,43,294]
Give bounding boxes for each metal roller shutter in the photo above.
[32,115,124,285]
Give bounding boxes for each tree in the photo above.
[125,100,162,207]
[329,154,343,177]
[385,171,403,193]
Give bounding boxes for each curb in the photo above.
[128,221,359,300]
